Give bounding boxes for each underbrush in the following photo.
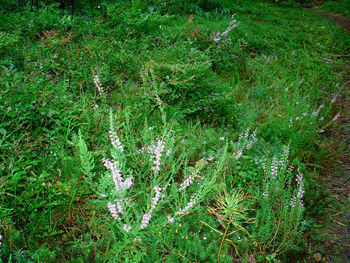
[321,0,350,17]
[1,0,349,261]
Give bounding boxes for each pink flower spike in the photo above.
[94,74,104,95]
[107,202,120,220]
[333,113,340,121]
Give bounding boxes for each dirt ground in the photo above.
[303,3,350,262]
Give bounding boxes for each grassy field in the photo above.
[0,0,349,262]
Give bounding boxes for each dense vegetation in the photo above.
[0,0,349,262]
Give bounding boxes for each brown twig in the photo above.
[218,222,230,263]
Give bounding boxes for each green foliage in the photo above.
[253,147,305,256]
[141,45,216,117]
[78,130,95,190]
[321,0,350,17]
[1,0,349,261]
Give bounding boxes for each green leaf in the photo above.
[0,128,7,135]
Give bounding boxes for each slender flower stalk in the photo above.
[179,169,199,191]
[290,169,305,208]
[102,158,132,193]
[94,74,104,95]
[175,193,200,216]
[107,202,120,220]
[333,112,340,121]
[214,14,238,44]
[148,139,165,173]
[109,130,124,152]
[140,186,162,229]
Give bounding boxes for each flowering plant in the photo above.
[79,111,228,246]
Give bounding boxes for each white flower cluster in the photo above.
[263,147,289,199]
[235,126,258,160]
[102,158,132,194]
[148,139,165,173]
[290,169,305,208]
[109,130,124,152]
[103,154,133,232]
[138,139,169,173]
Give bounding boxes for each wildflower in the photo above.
[107,202,120,220]
[290,170,304,208]
[123,224,131,233]
[262,191,269,198]
[166,149,171,157]
[244,126,250,139]
[167,216,174,223]
[219,137,225,140]
[270,158,278,180]
[109,130,124,152]
[140,186,162,229]
[140,213,152,229]
[94,74,104,95]
[102,158,132,193]
[179,169,199,191]
[134,236,142,242]
[175,193,200,215]
[149,140,165,173]
[246,129,257,150]
[214,33,221,43]
[214,14,237,45]
[151,186,162,210]
[312,104,324,116]
[235,150,242,160]
[333,113,340,121]
[116,200,124,215]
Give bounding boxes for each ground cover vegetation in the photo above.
[0,0,349,261]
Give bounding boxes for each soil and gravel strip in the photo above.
[305,4,350,262]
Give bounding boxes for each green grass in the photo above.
[0,0,349,261]
[321,0,350,17]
